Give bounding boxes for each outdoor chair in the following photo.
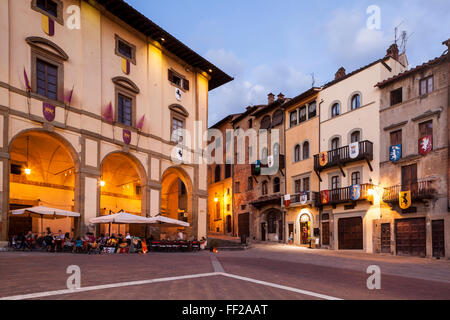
[191,241,200,252]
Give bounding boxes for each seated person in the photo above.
[75,237,83,253]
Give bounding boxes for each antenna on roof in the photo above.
[394,21,404,46]
[311,73,316,88]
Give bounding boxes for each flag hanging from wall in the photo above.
[24,68,32,91]
[43,102,56,122]
[65,86,75,105]
[349,142,360,159]
[284,194,291,208]
[319,151,328,167]
[137,115,145,130]
[42,15,55,36]
[121,58,130,75]
[350,184,361,201]
[389,144,402,162]
[399,191,411,210]
[320,190,329,205]
[418,136,432,156]
[299,192,308,205]
[102,102,114,124]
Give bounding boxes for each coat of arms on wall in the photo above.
[123,129,132,145]
[320,190,329,205]
[418,136,432,156]
[299,192,308,205]
[389,144,402,162]
[121,58,130,75]
[319,151,328,167]
[399,191,411,210]
[350,184,361,201]
[42,15,55,36]
[349,142,360,159]
[43,102,56,122]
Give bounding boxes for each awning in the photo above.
[89,212,150,225]
[148,215,190,228]
[11,206,80,218]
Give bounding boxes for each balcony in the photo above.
[289,191,319,207]
[314,141,374,179]
[317,183,374,207]
[382,179,437,204]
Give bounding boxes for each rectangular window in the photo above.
[248,177,253,191]
[118,41,132,60]
[419,120,433,137]
[118,94,133,126]
[248,119,253,128]
[390,88,403,106]
[171,118,184,143]
[168,69,190,91]
[36,59,58,101]
[390,130,402,146]
[303,177,310,192]
[308,101,317,119]
[294,179,301,194]
[290,111,298,127]
[241,205,246,211]
[331,176,340,190]
[401,164,417,191]
[227,204,230,211]
[114,35,136,64]
[299,106,307,123]
[36,0,58,18]
[235,182,240,193]
[420,76,434,96]
[351,172,361,185]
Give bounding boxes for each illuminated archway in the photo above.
[99,152,147,237]
[296,209,313,246]
[8,130,79,239]
[160,166,193,238]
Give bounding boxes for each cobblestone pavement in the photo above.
[0,245,449,300]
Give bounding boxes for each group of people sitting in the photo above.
[11,229,208,254]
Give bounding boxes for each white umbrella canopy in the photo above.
[89,212,150,225]
[11,206,80,218]
[148,215,190,228]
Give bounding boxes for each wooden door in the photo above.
[381,223,391,253]
[226,215,232,234]
[261,223,266,241]
[338,217,363,250]
[432,220,445,258]
[395,218,426,257]
[238,213,249,238]
[322,222,330,245]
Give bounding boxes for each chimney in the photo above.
[386,43,399,61]
[334,67,346,81]
[268,93,275,105]
[277,93,285,101]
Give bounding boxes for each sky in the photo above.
[127,0,450,126]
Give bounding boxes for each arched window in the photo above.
[351,94,361,110]
[331,137,340,150]
[272,110,284,127]
[303,141,310,160]
[214,165,221,183]
[290,111,298,127]
[331,103,340,118]
[294,145,301,162]
[262,181,268,195]
[273,177,281,193]
[351,131,361,143]
[260,115,271,129]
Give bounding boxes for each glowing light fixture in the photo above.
[25,168,31,175]
[214,197,219,203]
[100,180,106,187]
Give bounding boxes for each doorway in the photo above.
[432,220,445,258]
[261,222,266,241]
[300,214,311,245]
[381,223,391,253]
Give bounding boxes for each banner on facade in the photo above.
[399,191,412,210]
[349,142,360,159]
[319,151,328,167]
[42,15,55,36]
[121,58,130,75]
[419,136,432,156]
[43,102,56,122]
[284,194,291,207]
[300,192,308,205]
[350,184,361,201]
[320,190,329,205]
[123,129,132,145]
[389,144,402,162]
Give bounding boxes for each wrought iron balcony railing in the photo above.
[289,191,319,207]
[316,183,374,207]
[314,140,374,172]
[382,179,437,203]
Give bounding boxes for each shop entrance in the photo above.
[300,214,311,245]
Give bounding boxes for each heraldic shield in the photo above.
[399,191,411,210]
[350,184,361,201]
[319,151,328,167]
[349,142,359,159]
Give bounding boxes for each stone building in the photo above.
[284,88,321,246]
[0,0,232,243]
[374,40,449,258]
[316,44,408,253]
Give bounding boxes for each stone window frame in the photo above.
[329,100,342,119]
[348,91,363,112]
[29,39,66,103]
[112,77,140,128]
[115,34,137,65]
[169,104,189,144]
[168,68,190,92]
[31,0,64,25]
[347,166,364,186]
[348,128,363,145]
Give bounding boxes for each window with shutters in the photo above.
[36,59,58,101]
[351,131,361,143]
[299,106,307,123]
[331,176,340,190]
[390,130,402,146]
[401,164,417,191]
[273,178,281,193]
[115,35,136,64]
[420,76,434,96]
[294,179,301,194]
[390,88,403,106]
[290,110,298,127]
[32,0,63,24]
[303,177,310,192]
[168,69,190,91]
[351,172,361,185]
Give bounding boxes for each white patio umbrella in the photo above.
[10,206,80,232]
[147,215,190,228]
[89,212,150,225]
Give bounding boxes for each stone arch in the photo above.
[296,208,314,245]
[112,76,140,94]
[169,104,189,117]
[100,151,147,186]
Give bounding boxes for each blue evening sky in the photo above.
[126,0,450,125]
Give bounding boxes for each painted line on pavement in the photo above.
[210,255,225,273]
[219,273,343,300]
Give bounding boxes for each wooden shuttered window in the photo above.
[168,69,190,91]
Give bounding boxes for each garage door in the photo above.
[395,218,426,257]
[338,217,363,250]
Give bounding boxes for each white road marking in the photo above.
[219,273,343,300]
[210,255,225,273]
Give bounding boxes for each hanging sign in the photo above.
[284,194,291,207]
[42,15,55,36]
[121,58,130,75]
[300,192,308,205]
[399,191,411,210]
[418,136,432,156]
[320,190,329,205]
[319,151,328,167]
[123,129,132,145]
[43,102,56,122]
[350,184,361,201]
[349,142,360,159]
[389,144,402,162]
[253,160,261,176]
